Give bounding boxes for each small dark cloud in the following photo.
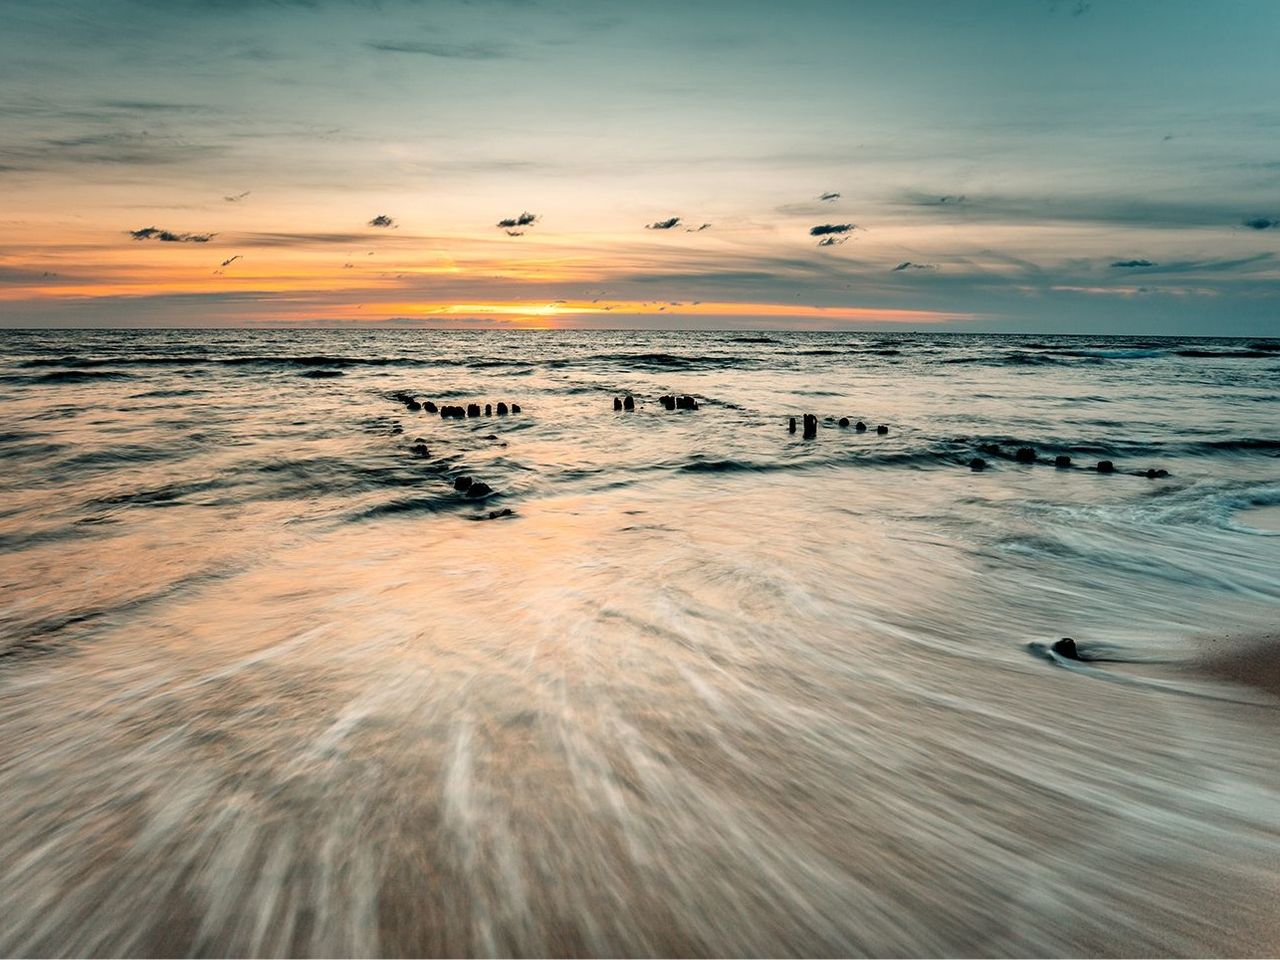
[1244,216,1277,230]
[368,214,395,228]
[1111,259,1156,268]
[224,191,250,202]
[892,261,936,271]
[809,223,855,236]
[646,217,681,230]
[496,212,538,228]
[365,40,511,60]
[685,223,710,232]
[129,226,214,243]
[220,255,241,267]
[818,192,840,201]
[504,230,524,237]
[816,236,847,247]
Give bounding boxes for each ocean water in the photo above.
[1,328,1279,956]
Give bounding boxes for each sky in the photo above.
[1,0,1278,334]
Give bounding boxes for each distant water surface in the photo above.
[1,329,1279,956]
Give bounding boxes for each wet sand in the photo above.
[1197,631,1280,700]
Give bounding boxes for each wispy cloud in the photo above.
[892,261,936,271]
[810,223,855,237]
[1111,259,1156,268]
[497,212,538,229]
[365,40,511,60]
[1243,216,1277,230]
[818,191,840,201]
[129,226,214,242]
[646,217,681,230]
[224,190,250,202]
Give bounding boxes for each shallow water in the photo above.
[1,329,1279,956]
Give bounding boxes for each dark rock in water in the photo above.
[970,457,987,471]
[485,403,492,416]
[623,395,635,410]
[979,442,1001,455]
[467,403,481,417]
[453,476,473,492]
[1015,446,1036,463]
[496,402,509,415]
[789,416,797,434]
[485,507,513,520]
[803,413,818,439]
[1052,637,1080,660]
[876,424,889,435]
[484,434,498,440]
[511,403,521,413]
[661,395,676,410]
[424,401,438,413]
[1054,455,1072,468]
[614,397,623,411]
[1144,467,1170,479]
[406,400,421,411]
[676,395,698,410]
[467,480,493,498]
[855,421,867,432]
[839,417,850,427]
[1096,460,1115,473]
[410,443,429,457]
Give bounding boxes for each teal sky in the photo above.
[1,0,1278,333]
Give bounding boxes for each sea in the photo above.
[1,328,1278,956]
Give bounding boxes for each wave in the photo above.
[19,370,134,384]
[1175,349,1275,359]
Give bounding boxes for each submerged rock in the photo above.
[839,417,850,427]
[1015,446,1036,463]
[484,507,513,520]
[1054,454,1072,468]
[467,480,493,498]
[410,443,429,457]
[1051,637,1080,660]
[1144,467,1170,479]
[406,399,421,411]
[855,421,867,432]
[876,424,889,435]
[970,457,987,471]
[1096,460,1115,473]
[424,401,438,413]
[676,395,698,410]
[453,476,473,492]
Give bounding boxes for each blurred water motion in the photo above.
[1,329,1279,956]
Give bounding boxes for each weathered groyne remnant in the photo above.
[1015,446,1036,464]
[876,424,889,435]
[803,414,818,438]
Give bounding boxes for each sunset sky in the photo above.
[1,0,1278,333]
